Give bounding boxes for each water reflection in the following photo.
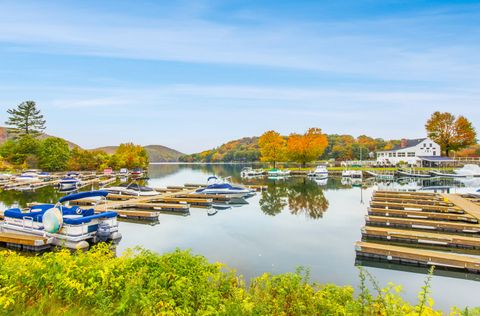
[260,178,329,219]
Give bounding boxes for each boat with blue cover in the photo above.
[1,191,121,250]
[195,176,255,198]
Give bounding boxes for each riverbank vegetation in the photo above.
[0,244,476,315]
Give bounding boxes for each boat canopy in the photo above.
[59,190,109,203]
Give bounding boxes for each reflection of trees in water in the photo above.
[287,179,329,219]
[259,178,329,219]
[259,182,288,216]
[0,187,63,208]
[147,164,181,178]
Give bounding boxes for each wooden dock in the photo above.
[0,232,52,252]
[358,190,480,274]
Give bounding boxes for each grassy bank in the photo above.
[0,245,477,315]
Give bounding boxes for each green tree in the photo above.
[0,135,40,166]
[38,137,71,171]
[5,101,46,136]
[425,111,477,156]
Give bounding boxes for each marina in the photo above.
[1,164,480,310]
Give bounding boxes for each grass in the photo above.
[0,244,478,315]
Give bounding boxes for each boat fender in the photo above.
[97,222,111,242]
[42,208,63,233]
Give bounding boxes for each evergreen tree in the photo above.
[5,101,46,136]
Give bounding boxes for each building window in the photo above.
[389,153,393,157]
[407,152,415,157]
[433,151,436,155]
[398,152,406,157]
[429,143,432,147]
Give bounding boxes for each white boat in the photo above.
[0,173,12,181]
[103,183,159,196]
[308,165,329,178]
[58,176,82,190]
[15,174,39,183]
[313,177,328,186]
[194,176,255,198]
[454,164,480,177]
[342,170,363,178]
[267,168,291,177]
[1,191,122,250]
[130,168,144,177]
[240,167,264,177]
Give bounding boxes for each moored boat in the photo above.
[342,170,363,178]
[454,164,480,177]
[267,168,291,177]
[104,183,159,196]
[58,176,82,190]
[240,167,264,177]
[1,191,121,250]
[308,165,329,178]
[194,176,255,198]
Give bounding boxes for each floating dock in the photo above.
[0,232,52,252]
[358,190,480,274]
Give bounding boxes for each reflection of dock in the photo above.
[357,191,480,274]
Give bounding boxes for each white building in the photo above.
[376,138,441,166]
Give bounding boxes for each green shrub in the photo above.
[0,245,476,315]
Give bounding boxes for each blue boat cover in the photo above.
[59,190,109,203]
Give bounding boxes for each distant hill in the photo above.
[93,144,184,162]
[0,126,80,149]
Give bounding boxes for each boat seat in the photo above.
[4,208,45,222]
[63,211,117,225]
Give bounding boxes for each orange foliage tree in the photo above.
[286,128,328,167]
[425,112,477,156]
[258,130,286,168]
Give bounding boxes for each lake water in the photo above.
[1,163,479,310]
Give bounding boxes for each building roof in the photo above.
[390,138,427,151]
[378,138,427,153]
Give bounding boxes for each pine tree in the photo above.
[5,101,46,136]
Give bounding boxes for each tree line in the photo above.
[180,111,477,164]
[0,101,149,171]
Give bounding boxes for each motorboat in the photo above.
[342,170,363,178]
[1,191,122,250]
[15,174,39,183]
[0,173,12,181]
[119,168,129,175]
[194,176,255,198]
[313,177,328,186]
[308,165,328,178]
[58,176,82,190]
[454,164,480,177]
[103,183,159,196]
[267,168,291,177]
[130,168,144,177]
[240,167,264,177]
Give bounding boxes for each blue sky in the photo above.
[0,0,478,153]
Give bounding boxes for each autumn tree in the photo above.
[286,128,328,167]
[5,101,46,136]
[112,143,149,169]
[425,112,477,156]
[258,130,286,168]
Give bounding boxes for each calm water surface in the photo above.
[1,163,479,310]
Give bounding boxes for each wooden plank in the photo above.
[0,232,50,246]
[370,201,463,213]
[362,227,480,248]
[355,241,480,271]
[372,196,454,207]
[442,194,480,222]
[366,215,480,233]
[368,207,477,223]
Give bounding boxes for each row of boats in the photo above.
[0,175,257,251]
[241,165,362,179]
